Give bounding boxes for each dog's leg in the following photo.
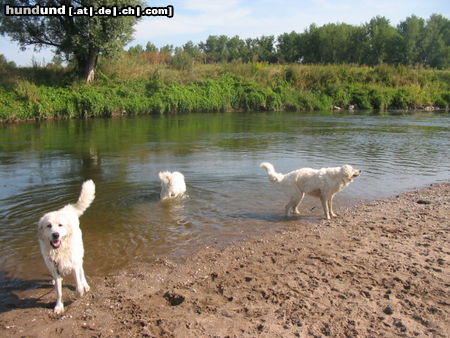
[293,192,305,215]
[80,266,90,294]
[285,196,298,216]
[329,194,337,217]
[53,276,64,314]
[320,195,331,220]
[74,266,90,296]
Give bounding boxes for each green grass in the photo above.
[0,57,449,122]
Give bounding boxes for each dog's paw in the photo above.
[54,303,64,314]
[77,284,90,297]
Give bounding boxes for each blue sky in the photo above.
[1,0,448,66]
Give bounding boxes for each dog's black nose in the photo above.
[52,232,60,240]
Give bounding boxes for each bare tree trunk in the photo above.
[77,51,98,83]
[83,52,98,83]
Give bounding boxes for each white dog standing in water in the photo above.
[260,162,361,219]
[37,180,95,314]
[159,171,186,200]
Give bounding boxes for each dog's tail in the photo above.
[260,162,284,183]
[73,180,95,216]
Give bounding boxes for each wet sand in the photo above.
[1,183,449,337]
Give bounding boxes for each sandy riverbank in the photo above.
[1,183,449,337]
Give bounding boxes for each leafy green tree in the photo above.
[397,15,425,65]
[0,0,143,82]
[309,23,357,63]
[297,24,320,63]
[0,53,16,68]
[277,31,302,63]
[225,35,246,62]
[199,35,229,63]
[171,47,193,70]
[364,16,401,65]
[421,14,449,69]
[347,26,368,64]
[128,44,144,54]
[252,36,277,63]
[182,41,202,61]
[159,44,174,55]
[145,42,158,53]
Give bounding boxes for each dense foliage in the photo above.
[1,57,448,121]
[130,14,449,69]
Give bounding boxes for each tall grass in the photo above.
[1,57,449,122]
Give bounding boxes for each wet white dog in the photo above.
[159,171,186,200]
[260,162,361,219]
[37,180,95,314]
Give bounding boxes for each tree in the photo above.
[128,44,144,54]
[199,35,229,63]
[225,35,246,62]
[363,16,401,65]
[145,42,158,53]
[252,36,276,63]
[277,31,302,63]
[159,44,174,55]
[0,0,143,82]
[421,14,449,69]
[0,53,16,68]
[182,41,201,60]
[397,15,425,65]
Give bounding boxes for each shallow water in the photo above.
[0,112,449,286]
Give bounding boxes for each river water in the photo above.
[1,112,449,287]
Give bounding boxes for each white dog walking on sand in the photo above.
[260,162,361,219]
[159,171,186,200]
[37,180,95,314]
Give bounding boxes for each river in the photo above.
[1,112,449,287]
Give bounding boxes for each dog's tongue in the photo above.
[51,240,61,248]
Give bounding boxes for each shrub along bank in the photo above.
[0,62,449,121]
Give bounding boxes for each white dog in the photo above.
[260,162,361,219]
[37,180,95,314]
[159,171,186,200]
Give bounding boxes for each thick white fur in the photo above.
[37,180,95,314]
[159,171,186,200]
[260,162,361,219]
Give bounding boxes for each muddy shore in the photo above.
[1,183,449,337]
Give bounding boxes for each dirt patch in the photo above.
[1,183,449,337]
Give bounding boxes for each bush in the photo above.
[170,52,194,71]
[368,86,394,110]
[348,85,372,110]
[1,63,449,121]
[391,88,416,109]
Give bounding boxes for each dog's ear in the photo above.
[37,215,48,230]
[342,165,354,179]
[37,216,49,239]
[159,172,171,184]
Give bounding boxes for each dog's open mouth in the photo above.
[50,239,61,249]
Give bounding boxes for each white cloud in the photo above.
[133,1,252,43]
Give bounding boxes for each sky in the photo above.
[0,0,448,66]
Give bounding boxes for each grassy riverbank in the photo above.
[1,56,449,121]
